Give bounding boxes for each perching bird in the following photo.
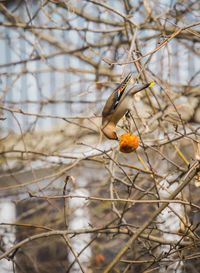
[101,73,155,140]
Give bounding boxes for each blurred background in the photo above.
[0,0,200,272]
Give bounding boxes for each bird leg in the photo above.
[122,110,132,133]
[125,110,131,119]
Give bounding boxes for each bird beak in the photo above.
[113,131,118,140]
[101,123,118,140]
[128,82,155,96]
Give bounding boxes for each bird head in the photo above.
[101,122,118,140]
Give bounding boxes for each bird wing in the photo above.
[102,72,133,118]
[113,72,133,109]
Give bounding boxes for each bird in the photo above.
[101,73,155,140]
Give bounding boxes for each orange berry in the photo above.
[119,133,139,153]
